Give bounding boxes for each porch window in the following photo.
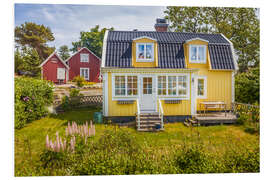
[168,76,177,95]
[115,76,126,96]
[189,45,206,63]
[158,76,166,95]
[80,53,89,62]
[157,75,189,98]
[80,68,89,80]
[136,43,154,62]
[127,76,138,95]
[114,75,138,97]
[178,76,187,96]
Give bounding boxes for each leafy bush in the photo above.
[73,76,85,88]
[69,88,82,97]
[15,77,54,129]
[223,147,260,173]
[175,143,218,173]
[235,68,259,104]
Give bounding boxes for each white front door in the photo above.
[57,68,65,80]
[140,75,156,112]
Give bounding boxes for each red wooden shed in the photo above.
[66,47,101,82]
[39,52,69,84]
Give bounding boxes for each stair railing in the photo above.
[158,99,164,129]
[136,99,140,130]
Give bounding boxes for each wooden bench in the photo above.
[199,101,227,117]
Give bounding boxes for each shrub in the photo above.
[235,68,259,104]
[73,76,85,88]
[223,147,260,173]
[174,143,217,173]
[69,88,82,97]
[15,77,54,129]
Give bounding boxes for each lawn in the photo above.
[15,107,259,176]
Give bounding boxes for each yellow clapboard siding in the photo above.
[108,72,137,116]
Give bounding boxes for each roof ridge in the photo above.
[109,30,221,35]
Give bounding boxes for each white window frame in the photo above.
[80,68,89,80]
[112,74,139,99]
[189,45,207,64]
[80,53,89,62]
[136,43,154,62]
[157,74,190,100]
[196,75,207,99]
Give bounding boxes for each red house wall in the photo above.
[67,48,101,82]
[42,54,67,84]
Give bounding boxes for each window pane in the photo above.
[146,44,153,59]
[115,76,126,96]
[198,79,204,96]
[158,76,166,95]
[138,44,144,59]
[127,76,138,96]
[198,47,205,61]
[178,76,187,96]
[168,76,176,95]
[190,46,197,60]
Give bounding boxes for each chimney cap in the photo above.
[133,29,138,31]
[156,18,167,24]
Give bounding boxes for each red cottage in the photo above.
[40,52,69,84]
[66,47,101,82]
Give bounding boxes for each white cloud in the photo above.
[15,4,167,49]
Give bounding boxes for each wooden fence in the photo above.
[231,102,260,122]
[55,95,103,112]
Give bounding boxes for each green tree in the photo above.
[58,45,70,60]
[165,7,260,72]
[15,49,23,74]
[16,47,42,77]
[71,25,114,57]
[235,67,259,104]
[15,22,55,60]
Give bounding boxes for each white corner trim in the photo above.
[231,71,235,103]
[132,36,157,41]
[103,72,109,116]
[185,37,209,43]
[39,51,70,69]
[220,33,239,71]
[101,30,109,68]
[191,73,196,115]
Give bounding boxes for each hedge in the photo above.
[15,77,54,129]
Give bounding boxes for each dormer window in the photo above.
[80,53,89,62]
[189,45,206,63]
[136,43,154,62]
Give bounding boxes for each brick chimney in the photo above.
[154,18,168,32]
[77,46,81,51]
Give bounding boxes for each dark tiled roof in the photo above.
[104,31,235,70]
[208,44,235,69]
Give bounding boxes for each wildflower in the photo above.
[46,135,50,149]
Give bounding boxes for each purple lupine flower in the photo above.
[23,96,30,102]
[46,135,50,150]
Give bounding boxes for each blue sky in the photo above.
[15,4,166,49]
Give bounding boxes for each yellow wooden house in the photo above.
[101,19,238,131]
